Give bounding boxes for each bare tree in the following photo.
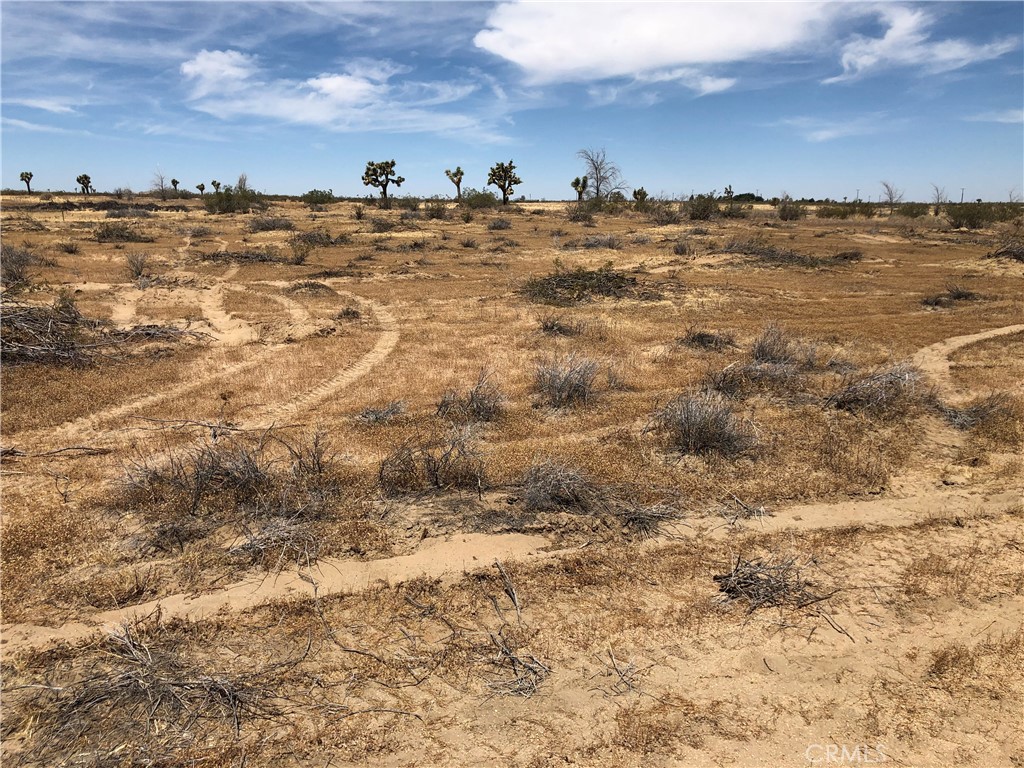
[880,181,903,214]
[930,183,947,205]
[576,147,625,203]
[151,170,169,201]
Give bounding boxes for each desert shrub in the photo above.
[647,199,682,226]
[833,249,863,262]
[353,204,365,220]
[460,237,478,249]
[124,252,152,283]
[393,195,420,211]
[521,261,643,305]
[286,280,333,295]
[203,186,265,214]
[751,324,794,363]
[95,221,154,243]
[521,461,602,512]
[488,218,512,231]
[816,205,849,219]
[825,363,923,414]
[720,202,748,219]
[378,429,486,496]
[987,236,1024,262]
[248,216,294,233]
[301,188,335,207]
[723,236,828,268]
[105,207,154,219]
[673,238,696,256]
[582,234,622,249]
[615,503,682,539]
[199,248,283,264]
[539,314,585,337]
[945,202,1020,229]
[461,187,499,209]
[899,202,930,218]
[679,326,735,351]
[534,354,599,408]
[370,217,396,233]
[55,240,80,254]
[5,617,292,767]
[0,244,36,288]
[565,203,595,224]
[437,370,504,423]
[423,197,449,220]
[704,361,799,398]
[687,194,719,221]
[647,392,755,456]
[357,400,405,425]
[335,306,362,320]
[921,284,981,308]
[776,196,805,221]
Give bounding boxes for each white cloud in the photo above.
[824,6,1018,83]
[474,2,836,85]
[963,109,1024,124]
[776,114,893,143]
[178,50,494,139]
[4,98,79,114]
[1,117,92,136]
[181,50,260,98]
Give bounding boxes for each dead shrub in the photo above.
[356,400,405,425]
[7,617,293,766]
[534,354,599,408]
[679,326,736,351]
[987,236,1024,262]
[751,323,795,363]
[704,361,799,398]
[125,251,152,284]
[378,430,486,496]
[825,363,923,414]
[96,220,154,243]
[941,393,1024,447]
[437,370,504,423]
[229,517,321,570]
[713,554,832,613]
[647,392,755,456]
[0,243,36,288]
[248,215,294,233]
[520,262,646,306]
[615,503,682,539]
[521,460,602,512]
[539,314,585,337]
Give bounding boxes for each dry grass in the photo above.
[1,192,1022,768]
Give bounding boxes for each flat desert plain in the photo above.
[1,194,1022,767]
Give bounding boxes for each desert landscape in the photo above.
[1,184,1021,766]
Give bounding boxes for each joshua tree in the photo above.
[362,160,404,206]
[576,147,624,202]
[632,187,648,209]
[76,174,92,195]
[571,175,588,202]
[880,181,903,214]
[19,171,32,194]
[487,160,521,205]
[196,183,206,196]
[171,178,179,192]
[445,167,464,202]
[211,180,221,192]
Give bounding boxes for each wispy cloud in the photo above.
[775,114,894,143]
[824,6,1019,83]
[179,50,497,140]
[4,98,80,114]
[963,109,1024,124]
[1,117,92,136]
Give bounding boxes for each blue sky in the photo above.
[2,1,1021,201]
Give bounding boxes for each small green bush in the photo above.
[777,196,805,221]
[461,187,499,210]
[301,189,335,207]
[687,194,719,221]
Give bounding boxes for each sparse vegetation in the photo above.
[534,354,599,408]
[647,392,755,456]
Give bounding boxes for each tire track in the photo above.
[912,324,1024,403]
